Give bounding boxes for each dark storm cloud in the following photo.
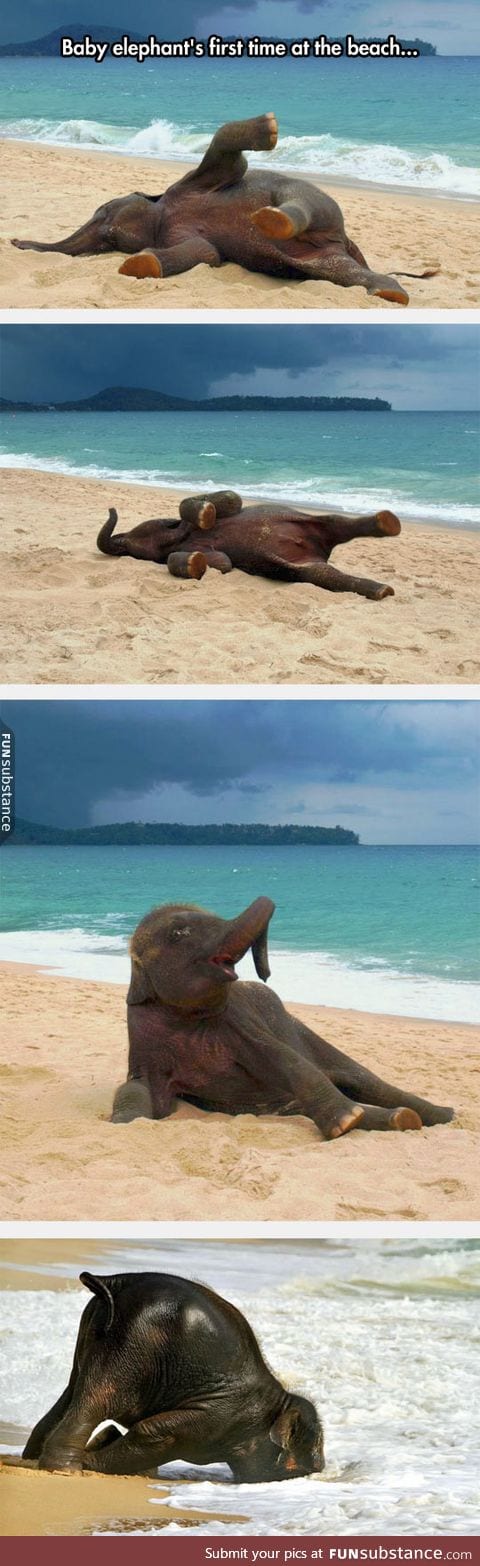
[2,701,477,829]
[0,325,478,408]
[0,0,327,47]
[1,0,474,51]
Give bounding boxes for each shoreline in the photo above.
[0,1459,246,1537]
[0,945,477,1028]
[1,961,478,1222]
[3,135,478,204]
[1,139,478,310]
[2,458,478,533]
[3,466,480,685]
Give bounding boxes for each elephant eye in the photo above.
[170,925,191,941]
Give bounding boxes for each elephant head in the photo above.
[127,896,275,1013]
[231,1393,325,1483]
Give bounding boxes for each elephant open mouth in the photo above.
[207,896,275,984]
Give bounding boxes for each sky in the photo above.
[1,0,477,53]
[3,700,479,844]
[1,325,479,411]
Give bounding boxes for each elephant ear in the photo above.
[269,1407,299,1452]
[126,953,157,1005]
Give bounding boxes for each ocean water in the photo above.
[1,410,479,530]
[0,55,478,197]
[1,844,479,1022]
[1,1240,479,1535]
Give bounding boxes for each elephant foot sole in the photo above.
[250,112,278,152]
[252,206,296,239]
[390,1107,423,1131]
[198,502,217,530]
[326,1103,364,1139]
[119,251,162,279]
[188,551,208,579]
[375,509,401,536]
[369,584,395,600]
[372,285,409,307]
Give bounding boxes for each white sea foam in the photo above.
[1,926,478,1023]
[1,1241,479,1534]
[2,115,479,197]
[1,451,478,529]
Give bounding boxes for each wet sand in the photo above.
[1,962,478,1222]
[3,467,479,685]
[1,139,478,310]
[1,1459,247,1536]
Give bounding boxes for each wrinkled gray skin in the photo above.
[112,896,454,1140]
[23,1270,324,1481]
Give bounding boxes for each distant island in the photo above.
[0,25,436,56]
[10,819,360,846]
[0,387,392,414]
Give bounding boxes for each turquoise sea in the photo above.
[1,844,479,1021]
[1,410,479,529]
[1,1240,479,1534]
[0,54,478,197]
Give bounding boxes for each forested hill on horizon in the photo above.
[0,26,437,55]
[0,389,392,413]
[10,820,360,846]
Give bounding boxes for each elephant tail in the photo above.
[96,507,129,556]
[396,268,439,279]
[80,1271,115,1330]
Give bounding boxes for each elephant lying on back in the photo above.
[23,1270,324,1480]
[112,896,454,1139]
[98,488,403,600]
[12,113,436,304]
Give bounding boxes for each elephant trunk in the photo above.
[212,897,275,981]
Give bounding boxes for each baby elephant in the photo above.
[97,488,403,601]
[12,112,436,305]
[23,1270,324,1481]
[112,896,454,1140]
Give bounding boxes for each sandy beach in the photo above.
[0,1459,247,1536]
[1,961,478,1222]
[1,140,478,311]
[3,466,479,684]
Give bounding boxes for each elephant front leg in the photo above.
[83,1410,199,1476]
[179,490,242,526]
[111,1077,154,1123]
[167,550,208,580]
[118,236,221,280]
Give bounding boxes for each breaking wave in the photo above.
[1,449,479,530]
[2,114,479,197]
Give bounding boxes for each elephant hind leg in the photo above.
[359,1103,423,1132]
[299,249,409,305]
[289,559,394,600]
[190,112,278,189]
[323,510,401,549]
[119,236,221,280]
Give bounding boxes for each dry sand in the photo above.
[3,467,479,685]
[1,962,478,1223]
[0,1460,247,1536]
[1,140,478,311]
